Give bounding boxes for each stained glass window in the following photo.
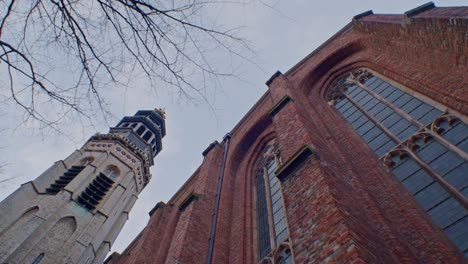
[255,143,293,263]
[329,69,468,256]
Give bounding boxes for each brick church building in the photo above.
[106,3,467,264]
[0,2,465,264]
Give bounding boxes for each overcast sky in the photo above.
[0,0,466,256]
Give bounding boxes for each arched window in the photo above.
[104,166,119,179]
[136,125,146,136]
[255,142,292,263]
[329,68,467,255]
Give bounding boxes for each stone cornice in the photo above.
[88,133,151,185]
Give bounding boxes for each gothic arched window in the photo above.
[328,68,468,256]
[254,141,293,263]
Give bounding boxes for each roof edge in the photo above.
[405,2,435,17]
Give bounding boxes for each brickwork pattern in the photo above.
[108,7,466,264]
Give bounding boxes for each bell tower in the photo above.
[0,109,166,264]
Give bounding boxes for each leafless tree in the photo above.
[0,0,251,129]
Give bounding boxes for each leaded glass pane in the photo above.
[337,100,353,113]
[255,172,271,259]
[393,93,413,108]
[414,182,450,211]
[443,122,467,146]
[362,127,382,143]
[445,216,468,256]
[444,163,467,191]
[364,76,379,87]
[428,197,466,228]
[401,169,433,194]
[386,88,404,102]
[256,153,290,261]
[388,119,414,140]
[379,84,396,98]
[408,103,433,120]
[400,98,423,114]
[368,134,391,151]
[392,158,420,181]
[373,82,388,94]
[362,97,380,111]
[419,108,442,124]
[374,106,394,121]
[351,115,368,129]
[357,121,374,136]
[367,102,386,116]
[375,140,396,157]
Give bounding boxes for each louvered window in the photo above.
[46,166,85,195]
[329,69,468,256]
[77,173,114,210]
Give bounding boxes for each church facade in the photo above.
[106,3,467,264]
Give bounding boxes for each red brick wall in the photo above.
[108,7,466,264]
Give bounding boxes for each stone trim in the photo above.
[353,10,373,21]
[149,201,166,217]
[202,141,220,157]
[178,192,200,211]
[405,2,435,17]
[269,96,292,117]
[266,71,282,86]
[275,145,317,181]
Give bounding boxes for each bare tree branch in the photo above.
[0,0,253,130]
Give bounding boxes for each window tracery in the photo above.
[255,141,293,263]
[329,68,467,255]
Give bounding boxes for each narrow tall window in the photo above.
[31,253,44,264]
[329,68,468,255]
[255,142,293,263]
[136,125,146,135]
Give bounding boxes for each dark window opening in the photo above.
[32,253,44,264]
[136,126,146,135]
[77,173,114,210]
[143,131,152,141]
[46,166,85,195]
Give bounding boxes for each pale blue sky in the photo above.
[0,0,466,255]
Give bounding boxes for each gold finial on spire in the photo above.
[154,108,166,119]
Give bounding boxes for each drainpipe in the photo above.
[206,133,231,264]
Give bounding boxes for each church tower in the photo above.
[0,109,166,264]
